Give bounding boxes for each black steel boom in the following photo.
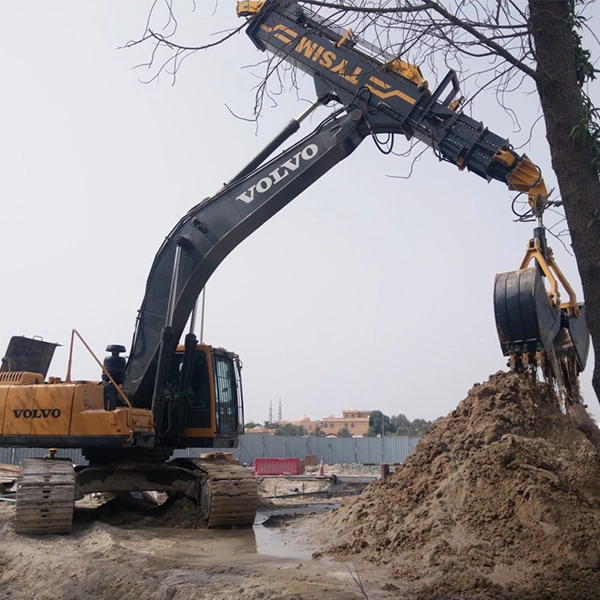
[121,0,567,406]
[121,109,366,403]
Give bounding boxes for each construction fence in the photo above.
[235,434,420,465]
[0,435,420,467]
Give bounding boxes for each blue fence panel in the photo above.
[232,435,420,465]
[0,436,420,467]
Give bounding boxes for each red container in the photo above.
[254,457,301,476]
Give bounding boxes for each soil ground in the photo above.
[0,467,387,600]
[1,371,599,599]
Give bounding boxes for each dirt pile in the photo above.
[321,371,600,599]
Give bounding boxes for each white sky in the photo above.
[0,1,597,424]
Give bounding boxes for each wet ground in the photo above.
[0,481,398,600]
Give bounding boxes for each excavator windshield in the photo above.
[167,349,211,429]
[212,352,239,435]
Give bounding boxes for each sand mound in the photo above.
[323,371,600,599]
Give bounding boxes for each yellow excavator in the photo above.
[0,0,589,534]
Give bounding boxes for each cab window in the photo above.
[213,354,238,434]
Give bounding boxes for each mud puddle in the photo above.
[134,505,338,564]
[255,506,338,560]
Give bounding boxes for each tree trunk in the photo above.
[529,0,600,407]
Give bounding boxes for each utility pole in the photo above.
[381,414,385,463]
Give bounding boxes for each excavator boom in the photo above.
[122,0,561,405]
[119,0,588,407]
[121,108,367,403]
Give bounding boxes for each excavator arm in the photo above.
[237,0,589,404]
[121,0,587,410]
[121,108,367,404]
[238,0,548,208]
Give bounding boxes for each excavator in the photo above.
[0,0,589,534]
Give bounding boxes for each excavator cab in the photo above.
[165,344,243,446]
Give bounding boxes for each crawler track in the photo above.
[189,458,258,527]
[15,459,76,534]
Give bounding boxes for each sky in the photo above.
[0,1,598,425]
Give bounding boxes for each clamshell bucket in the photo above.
[494,266,589,375]
[494,267,561,357]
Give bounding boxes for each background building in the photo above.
[282,410,371,436]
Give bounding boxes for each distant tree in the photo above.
[244,421,258,430]
[410,418,433,436]
[390,413,412,436]
[367,410,395,437]
[389,414,443,437]
[263,421,277,430]
[312,426,326,437]
[337,426,352,438]
[275,423,306,436]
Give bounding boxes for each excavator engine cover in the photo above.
[494,268,561,358]
[1,336,59,378]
